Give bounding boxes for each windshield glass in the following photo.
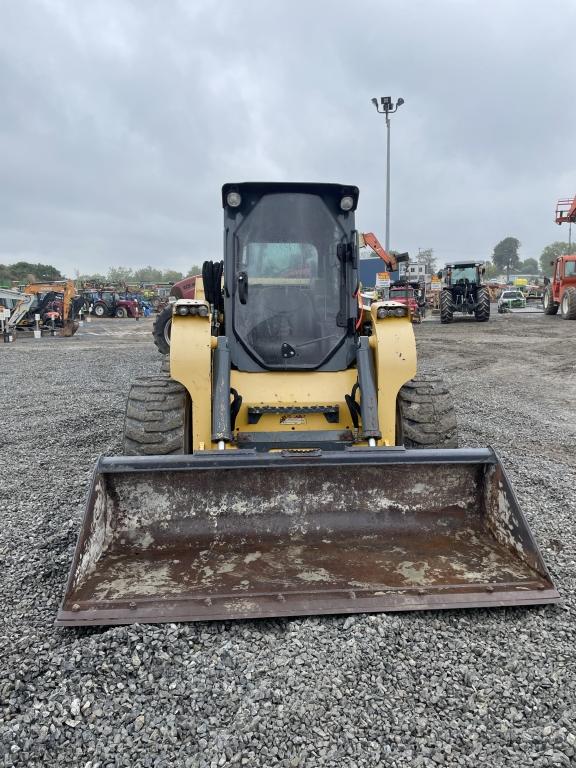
[449,265,478,284]
[565,261,576,277]
[234,192,346,368]
[390,288,415,298]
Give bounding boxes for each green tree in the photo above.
[416,248,436,273]
[492,237,521,281]
[483,262,500,280]
[78,273,107,285]
[539,242,574,276]
[161,270,184,283]
[0,261,63,283]
[517,258,539,274]
[188,264,203,276]
[107,267,134,285]
[133,266,163,283]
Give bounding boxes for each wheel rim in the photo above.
[95,305,104,316]
[544,292,550,309]
[562,294,569,314]
[164,318,172,346]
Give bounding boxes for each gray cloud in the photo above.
[1,0,575,276]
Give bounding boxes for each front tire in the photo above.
[93,302,107,317]
[397,372,458,448]
[123,376,191,455]
[440,290,454,324]
[115,307,127,318]
[474,286,490,321]
[561,287,576,320]
[153,306,172,354]
[543,287,559,315]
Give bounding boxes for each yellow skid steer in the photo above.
[58,183,558,626]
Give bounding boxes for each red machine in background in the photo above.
[359,232,422,322]
[555,196,576,225]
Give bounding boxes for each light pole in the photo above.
[371,96,404,252]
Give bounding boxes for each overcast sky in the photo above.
[1,0,575,276]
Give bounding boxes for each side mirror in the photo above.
[550,260,555,266]
[481,267,486,275]
[437,270,443,279]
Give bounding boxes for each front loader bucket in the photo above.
[57,448,559,626]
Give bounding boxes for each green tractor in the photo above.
[438,261,490,324]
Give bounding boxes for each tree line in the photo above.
[0,262,204,286]
[489,238,573,280]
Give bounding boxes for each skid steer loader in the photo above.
[58,183,558,626]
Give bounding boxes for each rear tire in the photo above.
[543,287,559,315]
[123,375,191,455]
[474,286,490,321]
[397,373,458,448]
[440,291,454,324]
[153,306,172,354]
[561,287,576,320]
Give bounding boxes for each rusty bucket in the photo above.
[57,448,559,626]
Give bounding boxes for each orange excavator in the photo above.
[359,232,409,271]
[9,280,79,336]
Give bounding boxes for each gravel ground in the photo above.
[1,313,575,768]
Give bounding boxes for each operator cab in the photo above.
[223,183,360,373]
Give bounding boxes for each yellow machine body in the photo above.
[169,301,417,450]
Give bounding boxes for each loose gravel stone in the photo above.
[0,314,575,767]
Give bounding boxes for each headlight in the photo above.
[198,305,209,317]
[227,191,242,207]
[340,195,354,211]
[189,306,199,315]
[377,306,408,319]
[177,306,189,316]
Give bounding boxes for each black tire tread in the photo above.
[474,286,490,321]
[543,286,559,315]
[561,287,576,320]
[397,372,458,448]
[123,376,190,455]
[440,290,454,324]
[152,306,172,354]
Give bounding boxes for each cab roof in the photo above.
[221,182,359,211]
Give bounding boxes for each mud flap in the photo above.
[57,448,559,626]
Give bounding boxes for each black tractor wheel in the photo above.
[474,286,490,321]
[153,306,172,354]
[561,287,576,320]
[440,290,454,324]
[115,306,127,318]
[543,287,559,315]
[397,372,458,448]
[123,375,191,455]
[93,302,107,318]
